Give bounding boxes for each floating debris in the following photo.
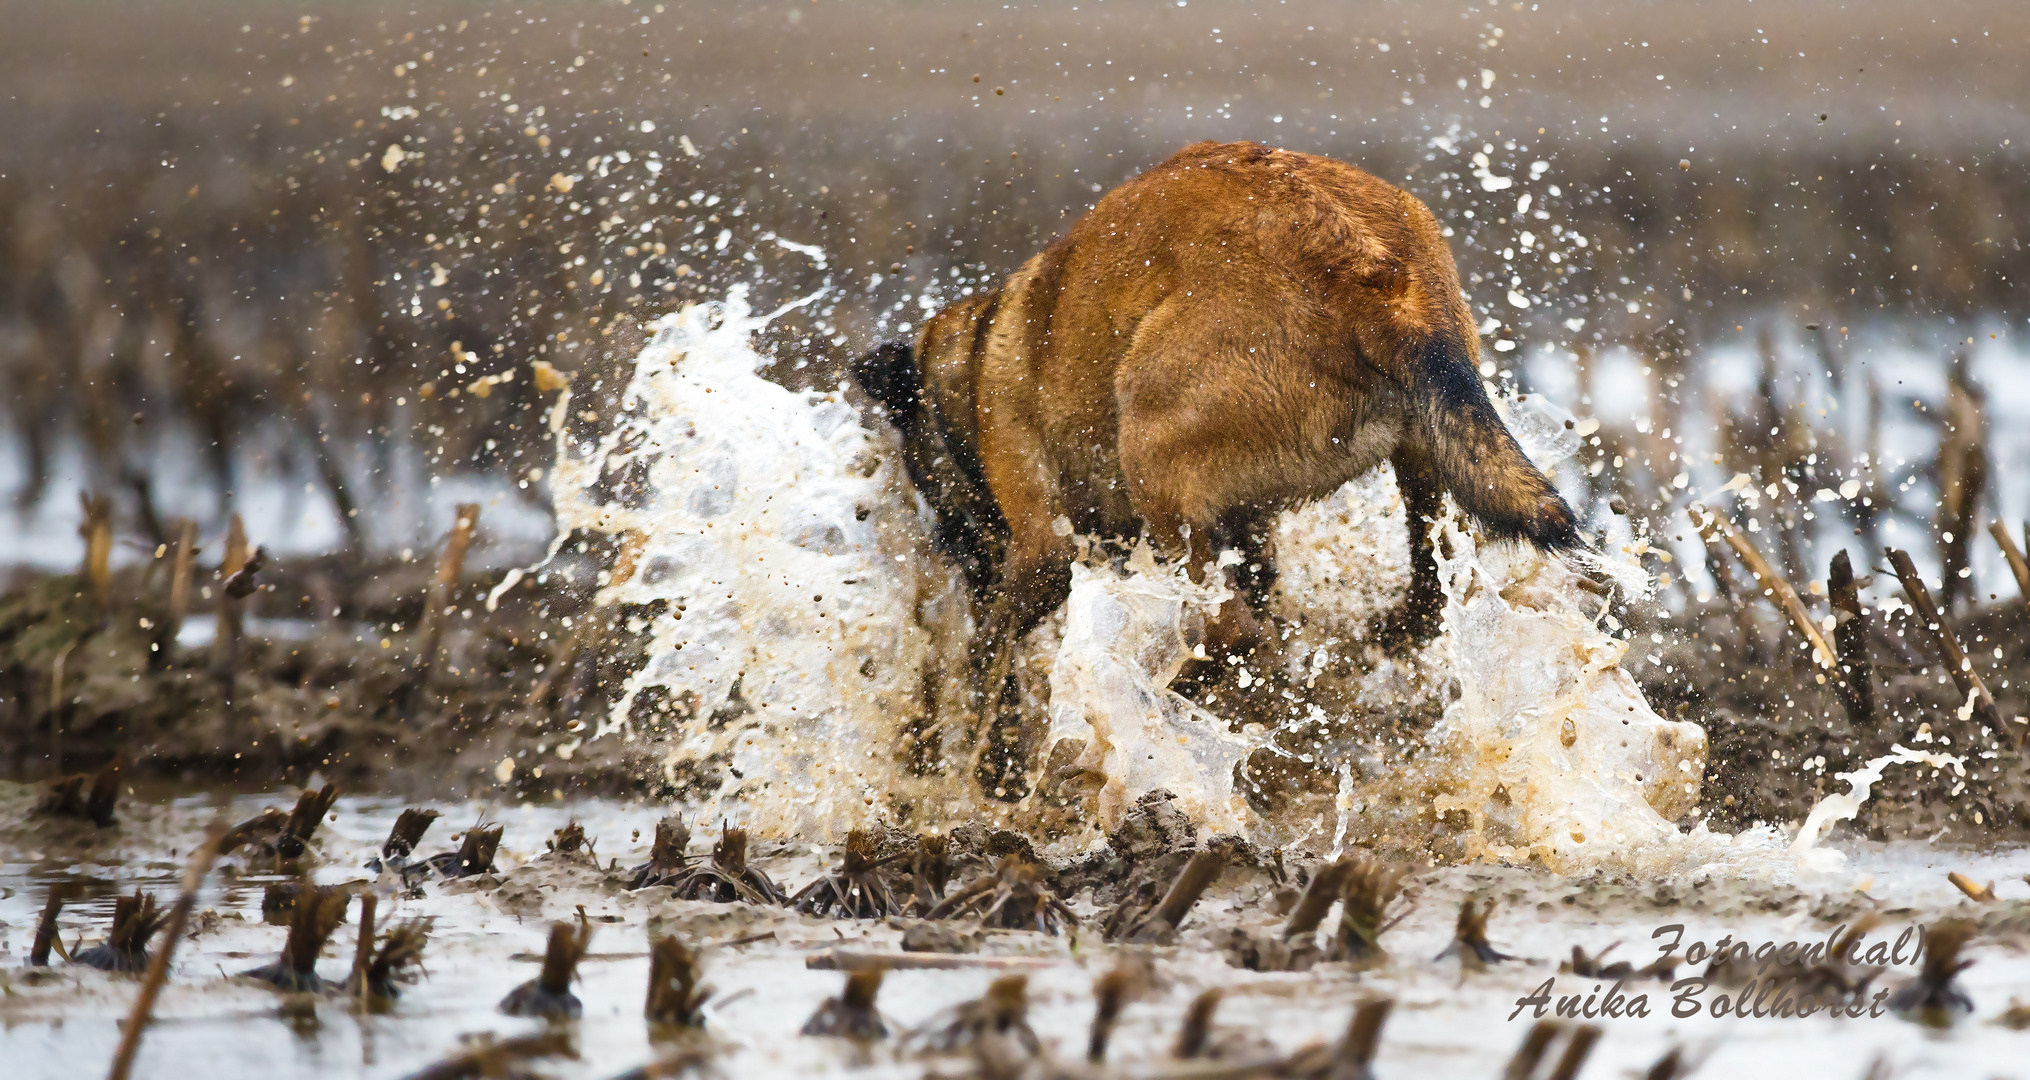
[501,920,592,1019]
[547,820,596,862]
[240,880,350,992]
[1437,897,1519,969]
[1328,858,1404,965]
[1996,999,2030,1031]
[1225,859,1350,971]
[1705,914,1882,1004]
[665,825,785,905]
[36,760,120,827]
[1948,872,1998,902]
[629,817,693,890]
[792,830,903,919]
[925,856,1077,935]
[900,920,981,954]
[72,889,167,973]
[645,935,713,1029]
[803,968,889,1040]
[402,1031,578,1080]
[1888,920,1977,1027]
[262,878,364,925]
[422,820,505,879]
[607,1046,718,1080]
[1103,847,1225,943]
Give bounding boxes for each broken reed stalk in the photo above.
[1884,547,2005,737]
[1340,998,1393,1073]
[164,518,197,658]
[211,513,249,686]
[31,885,72,966]
[1947,871,1997,902]
[1282,860,1352,941]
[1149,848,1226,933]
[531,531,642,708]
[1991,521,2030,601]
[106,822,224,1080]
[1826,550,1879,729]
[350,892,378,1010]
[1547,1025,1603,1080]
[1173,988,1222,1059]
[49,640,72,775]
[1934,357,1987,613]
[1087,968,1131,1063]
[1694,506,1842,682]
[414,502,480,690]
[80,491,113,612]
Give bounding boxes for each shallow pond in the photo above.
[2,791,2026,1079]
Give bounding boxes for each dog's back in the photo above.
[861,140,1576,651]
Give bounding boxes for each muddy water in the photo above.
[3,791,2027,1079]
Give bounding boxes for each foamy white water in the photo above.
[512,275,1965,877]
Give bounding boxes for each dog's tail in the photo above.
[1403,329,1581,552]
[849,340,921,425]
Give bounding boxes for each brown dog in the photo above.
[855,141,1579,717]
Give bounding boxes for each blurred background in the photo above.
[1,1,2024,817]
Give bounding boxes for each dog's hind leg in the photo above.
[1382,447,1446,646]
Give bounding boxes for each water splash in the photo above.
[515,284,975,839]
[519,279,1962,877]
[1041,548,1268,836]
[1791,745,1968,872]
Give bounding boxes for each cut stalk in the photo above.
[211,514,249,690]
[106,823,224,1080]
[414,503,480,690]
[1990,521,2030,601]
[1694,507,1839,677]
[1885,548,2005,737]
[1826,550,1878,730]
[164,518,197,657]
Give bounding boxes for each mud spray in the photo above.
[497,271,1963,879]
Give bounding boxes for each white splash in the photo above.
[1425,516,1712,874]
[519,278,1960,877]
[1791,745,1967,871]
[519,284,963,839]
[1041,548,1268,835]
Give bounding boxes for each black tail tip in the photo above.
[849,341,919,417]
[1523,492,1584,552]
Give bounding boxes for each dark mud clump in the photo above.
[500,920,592,1020]
[644,934,713,1029]
[422,820,505,879]
[72,888,168,973]
[36,760,120,827]
[628,816,693,890]
[792,829,904,919]
[802,969,888,1041]
[241,880,351,992]
[924,855,1076,935]
[664,825,784,905]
